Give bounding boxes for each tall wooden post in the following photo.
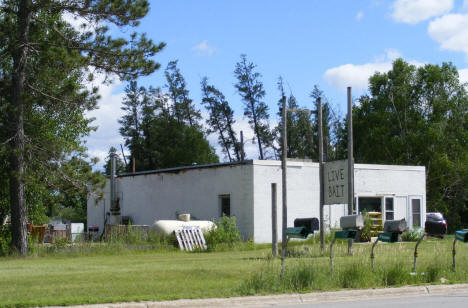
[281,95,288,275]
[347,87,354,215]
[347,87,354,254]
[271,183,278,256]
[318,97,325,251]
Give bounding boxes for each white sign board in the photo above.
[324,159,348,205]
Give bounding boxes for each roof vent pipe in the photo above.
[109,153,120,222]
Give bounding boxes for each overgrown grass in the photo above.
[1,236,468,307]
[238,236,468,295]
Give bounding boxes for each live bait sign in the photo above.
[324,159,348,205]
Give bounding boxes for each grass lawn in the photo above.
[1,236,468,307]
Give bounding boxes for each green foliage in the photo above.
[2,0,162,253]
[165,61,202,127]
[119,78,218,172]
[351,59,468,231]
[401,228,424,242]
[201,77,241,162]
[380,262,412,286]
[0,225,11,256]
[103,146,126,176]
[360,210,372,242]
[205,215,241,250]
[234,54,274,159]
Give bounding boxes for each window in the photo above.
[412,199,421,227]
[385,197,394,221]
[358,197,381,213]
[219,195,230,217]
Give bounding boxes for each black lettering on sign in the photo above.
[328,184,345,198]
[327,168,345,183]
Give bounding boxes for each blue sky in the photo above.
[84,0,468,169]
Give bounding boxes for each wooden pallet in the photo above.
[368,212,383,237]
[174,227,207,251]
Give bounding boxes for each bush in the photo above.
[205,215,241,249]
[401,228,423,242]
[360,212,372,242]
[0,225,11,256]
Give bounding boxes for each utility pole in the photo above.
[271,183,278,256]
[281,95,287,276]
[347,87,354,254]
[318,97,325,251]
[347,87,354,215]
[279,96,319,267]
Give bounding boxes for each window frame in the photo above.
[219,194,231,217]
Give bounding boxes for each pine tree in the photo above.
[119,81,146,171]
[310,85,335,160]
[201,77,240,162]
[234,54,273,159]
[2,0,165,255]
[104,147,126,176]
[165,60,201,127]
[275,77,314,159]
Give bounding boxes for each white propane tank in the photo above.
[152,220,216,235]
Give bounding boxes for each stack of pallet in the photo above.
[368,212,383,237]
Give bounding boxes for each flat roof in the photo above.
[115,159,425,178]
[116,160,253,178]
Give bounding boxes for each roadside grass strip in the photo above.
[0,236,467,307]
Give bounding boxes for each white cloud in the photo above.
[459,68,468,83]
[384,48,402,60]
[392,0,453,24]
[324,50,424,92]
[324,62,392,92]
[62,12,93,32]
[428,13,468,59]
[192,40,217,56]
[356,11,364,21]
[85,75,125,171]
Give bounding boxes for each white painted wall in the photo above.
[88,163,254,239]
[251,161,426,243]
[252,160,320,243]
[87,161,426,243]
[354,164,426,227]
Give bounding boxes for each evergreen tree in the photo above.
[201,77,240,162]
[234,54,273,159]
[165,60,201,127]
[1,0,164,254]
[142,112,219,169]
[275,77,314,159]
[310,85,336,161]
[104,147,126,176]
[119,81,146,171]
[118,82,219,171]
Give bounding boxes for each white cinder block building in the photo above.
[87,160,426,243]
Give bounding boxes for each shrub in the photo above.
[359,210,372,242]
[205,215,241,249]
[401,228,423,242]
[0,225,11,256]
